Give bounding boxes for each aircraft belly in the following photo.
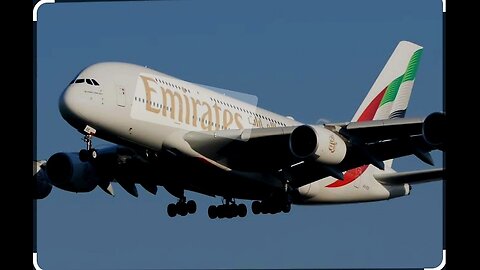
[159,164,280,201]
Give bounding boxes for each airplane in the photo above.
[34,40,445,219]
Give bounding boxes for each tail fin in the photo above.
[351,41,423,167]
[352,41,423,122]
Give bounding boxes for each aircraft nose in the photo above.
[59,85,85,127]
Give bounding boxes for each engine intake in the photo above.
[290,125,347,164]
[46,152,99,193]
[422,112,445,147]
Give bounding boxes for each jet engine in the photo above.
[46,152,100,193]
[289,125,347,164]
[422,112,445,148]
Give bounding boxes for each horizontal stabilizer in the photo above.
[374,168,444,185]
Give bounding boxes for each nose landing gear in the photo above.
[79,134,98,162]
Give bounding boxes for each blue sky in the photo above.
[36,0,443,269]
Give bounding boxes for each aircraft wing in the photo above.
[181,112,444,188]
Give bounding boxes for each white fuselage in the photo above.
[59,62,408,204]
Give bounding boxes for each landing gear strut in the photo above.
[208,198,247,219]
[167,196,197,217]
[79,134,97,162]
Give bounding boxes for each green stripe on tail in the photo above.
[403,49,423,82]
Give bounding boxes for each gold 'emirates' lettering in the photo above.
[161,86,183,122]
[328,134,337,153]
[141,76,160,114]
[140,75,244,131]
[200,101,212,130]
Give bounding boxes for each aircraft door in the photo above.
[116,86,126,107]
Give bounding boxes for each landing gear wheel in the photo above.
[282,203,291,213]
[238,204,247,217]
[186,200,197,214]
[176,202,187,216]
[261,204,269,214]
[79,149,89,162]
[252,201,261,215]
[226,206,235,219]
[89,149,97,159]
[167,203,176,217]
[217,205,225,219]
[208,205,217,219]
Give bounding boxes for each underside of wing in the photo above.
[183,126,299,171]
[180,112,445,188]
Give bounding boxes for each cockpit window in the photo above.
[70,78,100,86]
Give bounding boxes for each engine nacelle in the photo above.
[289,125,347,164]
[422,112,445,148]
[33,161,52,199]
[46,152,99,193]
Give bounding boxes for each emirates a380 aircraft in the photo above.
[34,41,444,219]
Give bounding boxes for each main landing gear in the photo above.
[251,199,291,215]
[79,134,98,162]
[251,183,293,215]
[167,196,197,217]
[208,198,247,219]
